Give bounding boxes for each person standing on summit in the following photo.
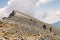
[43,25,46,30]
[8,11,15,18]
[50,27,52,32]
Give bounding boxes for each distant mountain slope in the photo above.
[0,10,60,40]
[53,21,60,27]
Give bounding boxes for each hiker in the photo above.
[8,11,15,18]
[50,27,52,32]
[2,17,6,19]
[43,25,46,30]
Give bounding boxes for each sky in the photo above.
[53,21,60,27]
[0,0,60,25]
[0,0,9,8]
[39,0,60,11]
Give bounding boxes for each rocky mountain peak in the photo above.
[0,10,60,40]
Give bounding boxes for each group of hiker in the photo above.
[43,25,52,32]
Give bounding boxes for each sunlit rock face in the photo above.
[0,11,60,40]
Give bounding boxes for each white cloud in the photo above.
[0,0,60,24]
[37,10,60,24]
[0,0,52,18]
[36,0,53,7]
[0,7,9,18]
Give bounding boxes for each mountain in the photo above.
[53,21,60,27]
[0,10,60,40]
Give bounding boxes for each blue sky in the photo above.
[0,0,60,9]
[38,0,60,11]
[0,0,9,8]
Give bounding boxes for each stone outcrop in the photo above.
[0,10,60,40]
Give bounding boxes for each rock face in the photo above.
[0,10,60,40]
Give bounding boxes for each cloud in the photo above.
[37,10,60,24]
[0,0,52,18]
[36,0,53,7]
[0,0,60,24]
[0,7,9,18]
[1,0,37,17]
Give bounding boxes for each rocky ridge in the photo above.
[0,11,60,40]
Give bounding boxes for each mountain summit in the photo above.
[0,10,60,40]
